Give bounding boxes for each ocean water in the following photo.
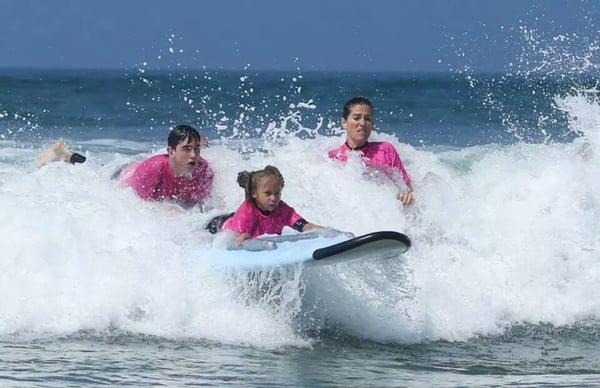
[1,63,600,386]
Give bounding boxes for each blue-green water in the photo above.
[4,325,600,386]
[1,68,600,386]
[0,69,581,146]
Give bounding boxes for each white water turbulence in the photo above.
[403,90,600,342]
[0,145,306,348]
[1,91,600,347]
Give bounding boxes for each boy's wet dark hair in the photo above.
[237,165,285,202]
[168,124,201,148]
[342,97,373,119]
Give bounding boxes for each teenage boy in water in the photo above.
[36,124,214,209]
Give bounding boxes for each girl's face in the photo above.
[342,103,373,148]
[252,175,282,212]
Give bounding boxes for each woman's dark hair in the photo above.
[168,124,201,148]
[237,165,285,201]
[342,97,373,119]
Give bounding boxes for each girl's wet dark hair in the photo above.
[168,124,201,148]
[342,97,374,119]
[237,165,285,201]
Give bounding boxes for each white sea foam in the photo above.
[0,92,599,346]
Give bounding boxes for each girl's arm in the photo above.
[304,223,355,239]
[235,232,252,247]
[235,232,276,251]
[301,223,321,232]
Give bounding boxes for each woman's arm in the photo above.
[383,143,415,207]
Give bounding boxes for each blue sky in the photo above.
[0,0,597,72]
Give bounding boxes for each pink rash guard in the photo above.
[328,141,412,186]
[119,154,214,206]
[222,200,306,238]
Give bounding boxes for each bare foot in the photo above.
[35,142,73,168]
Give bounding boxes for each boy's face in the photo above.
[167,136,201,177]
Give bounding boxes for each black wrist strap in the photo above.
[69,153,86,164]
[293,218,308,232]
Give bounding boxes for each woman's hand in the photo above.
[397,187,415,207]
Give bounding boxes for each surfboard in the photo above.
[202,231,411,271]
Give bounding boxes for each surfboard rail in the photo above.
[312,231,411,261]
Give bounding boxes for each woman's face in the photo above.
[342,103,373,148]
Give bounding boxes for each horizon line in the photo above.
[0,66,523,76]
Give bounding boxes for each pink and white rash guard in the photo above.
[119,154,214,207]
[222,200,306,238]
[328,141,412,186]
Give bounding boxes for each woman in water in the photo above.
[328,96,415,207]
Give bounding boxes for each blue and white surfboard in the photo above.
[202,231,411,271]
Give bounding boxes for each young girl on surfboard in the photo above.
[204,165,406,261]
[208,165,328,248]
